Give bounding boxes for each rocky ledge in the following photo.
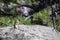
[0,25,60,40]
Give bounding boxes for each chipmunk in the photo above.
[14,19,19,29]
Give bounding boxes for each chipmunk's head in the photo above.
[15,19,19,25]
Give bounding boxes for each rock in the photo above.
[0,25,60,40]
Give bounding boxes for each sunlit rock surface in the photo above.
[0,25,60,40]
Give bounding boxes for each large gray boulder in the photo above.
[0,25,60,40]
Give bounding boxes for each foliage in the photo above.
[0,0,17,3]
[0,7,52,26]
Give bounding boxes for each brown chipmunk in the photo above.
[14,19,19,29]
